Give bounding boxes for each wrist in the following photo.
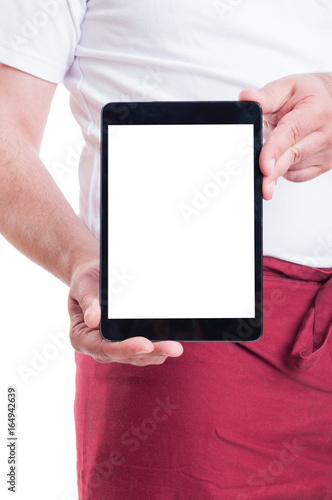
[63,233,99,286]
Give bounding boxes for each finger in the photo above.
[261,176,276,201]
[239,78,295,115]
[69,308,152,360]
[271,130,330,181]
[70,307,183,363]
[72,265,100,324]
[104,338,184,359]
[260,106,321,173]
[283,165,326,183]
[82,334,181,365]
[281,146,332,182]
[287,146,332,173]
[118,356,169,367]
[84,299,101,328]
[260,131,329,200]
[69,298,103,354]
[148,340,184,357]
[100,340,183,365]
[71,327,166,365]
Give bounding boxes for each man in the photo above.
[1,1,331,498]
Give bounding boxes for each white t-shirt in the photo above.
[0,0,331,267]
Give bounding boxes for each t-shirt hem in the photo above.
[0,42,67,84]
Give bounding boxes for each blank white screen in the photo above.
[108,124,255,319]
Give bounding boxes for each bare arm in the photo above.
[0,65,98,285]
[0,65,183,364]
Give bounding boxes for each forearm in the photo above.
[0,126,98,286]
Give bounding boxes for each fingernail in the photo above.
[136,349,151,355]
[270,180,276,196]
[268,158,275,176]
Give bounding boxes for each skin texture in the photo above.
[0,65,98,284]
[0,64,183,366]
[239,72,332,199]
[69,259,184,366]
[1,65,332,365]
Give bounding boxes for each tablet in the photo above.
[100,101,263,342]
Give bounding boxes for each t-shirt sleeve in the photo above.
[0,0,87,83]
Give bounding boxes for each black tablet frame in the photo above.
[100,101,263,342]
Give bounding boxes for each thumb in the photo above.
[84,298,101,328]
[239,77,294,115]
[70,261,100,328]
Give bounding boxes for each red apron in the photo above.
[74,257,332,499]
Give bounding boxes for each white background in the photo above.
[108,124,255,319]
[0,86,80,500]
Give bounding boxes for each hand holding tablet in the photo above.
[100,101,263,342]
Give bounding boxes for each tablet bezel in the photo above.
[100,101,263,342]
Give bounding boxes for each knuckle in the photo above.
[280,118,302,144]
[322,128,332,147]
[289,144,302,164]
